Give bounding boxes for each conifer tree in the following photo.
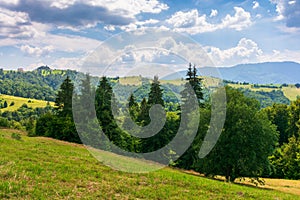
[176,63,204,169]
[128,93,139,121]
[3,101,7,108]
[148,75,164,107]
[137,97,150,125]
[55,76,74,117]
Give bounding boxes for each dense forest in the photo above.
[1,64,300,182]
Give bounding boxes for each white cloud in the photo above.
[252,1,259,9]
[205,38,263,66]
[210,9,218,17]
[20,45,54,57]
[204,38,300,66]
[271,0,300,27]
[34,34,101,53]
[259,49,300,63]
[46,0,168,17]
[118,19,160,32]
[271,0,285,20]
[221,7,252,31]
[0,0,19,6]
[50,57,82,70]
[0,7,43,39]
[288,1,296,5]
[166,7,252,34]
[104,25,116,31]
[0,0,168,32]
[83,0,169,16]
[0,29,101,55]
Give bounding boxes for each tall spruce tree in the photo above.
[176,63,204,169]
[148,76,164,107]
[137,76,171,155]
[55,76,74,117]
[138,97,150,125]
[36,76,80,143]
[95,77,117,141]
[128,93,139,121]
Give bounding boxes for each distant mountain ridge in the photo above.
[163,62,300,84]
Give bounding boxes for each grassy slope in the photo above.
[0,129,299,199]
[228,84,300,101]
[0,94,54,112]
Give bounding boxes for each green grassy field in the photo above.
[0,129,299,199]
[228,84,300,101]
[0,94,54,112]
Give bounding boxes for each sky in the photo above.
[0,0,299,73]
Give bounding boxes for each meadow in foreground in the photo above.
[0,129,299,199]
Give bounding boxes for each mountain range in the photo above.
[163,62,300,84]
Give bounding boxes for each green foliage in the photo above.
[148,76,165,107]
[270,136,300,179]
[263,104,290,145]
[175,63,205,169]
[181,63,204,106]
[55,76,74,117]
[198,87,278,182]
[35,77,80,143]
[128,93,139,121]
[0,67,84,101]
[239,88,290,108]
[137,97,150,125]
[0,117,9,127]
[287,98,300,138]
[11,132,22,141]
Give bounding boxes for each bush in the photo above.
[0,117,9,127]
[11,132,22,141]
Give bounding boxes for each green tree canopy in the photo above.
[199,87,278,182]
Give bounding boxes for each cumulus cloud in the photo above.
[20,45,54,57]
[271,0,300,27]
[205,38,263,66]
[78,29,215,76]
[166,7,252,34]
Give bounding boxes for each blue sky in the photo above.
[0,0,299,71]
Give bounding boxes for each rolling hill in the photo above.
[0,128,299,199]
[1,64,300,109]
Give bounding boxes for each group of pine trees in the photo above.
[33,63,300,181]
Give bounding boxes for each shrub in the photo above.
[11,132,22,141]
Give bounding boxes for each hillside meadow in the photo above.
[0,129,299,199]
[228,84,300,101]
[0,94,54,112]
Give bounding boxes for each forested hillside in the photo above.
[0,66,81,101]
[0,66,296,108]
